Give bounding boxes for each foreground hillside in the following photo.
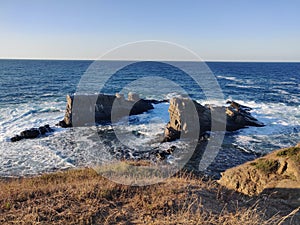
[0,165,299,225]
[219,143,300,198]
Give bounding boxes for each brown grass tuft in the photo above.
[0,167,293,224]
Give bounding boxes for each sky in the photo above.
[1,0,300,61]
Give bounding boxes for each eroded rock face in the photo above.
[58,94,73,128]
[58,93,154,127]
[218,144,300,199]
[163,98,264,142]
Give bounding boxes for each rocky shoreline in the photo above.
[5,97,300,223]
[10,93,300,198]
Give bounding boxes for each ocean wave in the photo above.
[270,81,297,85]
[0,101,65,142]
[271,88,290,95]
[216,75,247,83]
[0,140,74,177]
[0,101,171,176]
[287,96,300,104]
[217,75,238,81]
[230,100,300,154]
[225,83,262,89]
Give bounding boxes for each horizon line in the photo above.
[0,57,300,63]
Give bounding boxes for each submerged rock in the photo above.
[10,124,53,142]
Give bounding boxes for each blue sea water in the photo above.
[0,59,299,177]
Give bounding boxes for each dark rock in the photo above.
[162,124,181,142]
[156,151,167,160]
[10,135,23,142]
[38,126,47,135]
[44,124,53,132]
[56,120,71,128]
[155,146,177,161]
[20,128,40,139]
[130,99,153,115]
[166,146,176,154]
[10,124,54,142]
[38,125,52,135]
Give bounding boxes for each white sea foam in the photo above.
[217,75,238,81]
[0,139,74,177]
[164,92,187,100]
[287,96,300,104]
[0,101,65,142]
[196,98,299,154]
[225,83,262,89]
[270,81,297,85]
[272,89,290,95]
[216,75,247,83]
[231,100,300,154]
[198,99,226,106]
[0,100,69,176]
[0,101,172,176]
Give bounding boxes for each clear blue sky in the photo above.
[1,0,300,61]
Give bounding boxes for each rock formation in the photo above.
[58,93,155,127]
[163,98,264,142]
[10,124,54,142]
[218,143,300,200]
[10,93,164,142]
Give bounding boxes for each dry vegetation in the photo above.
[0,165,298,225]
[277,146,300,163]
[250,158,280,174]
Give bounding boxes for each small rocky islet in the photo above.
[10,124,54,142]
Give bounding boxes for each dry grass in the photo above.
[0,166,295,225]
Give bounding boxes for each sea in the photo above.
[0,59,299,178]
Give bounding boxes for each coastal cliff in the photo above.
[218,143,300,202]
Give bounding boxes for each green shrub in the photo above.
[277,147,300,157]
[277,147,300,163]
[251,158,279,174]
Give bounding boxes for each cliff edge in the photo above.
[218,143,300,204]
